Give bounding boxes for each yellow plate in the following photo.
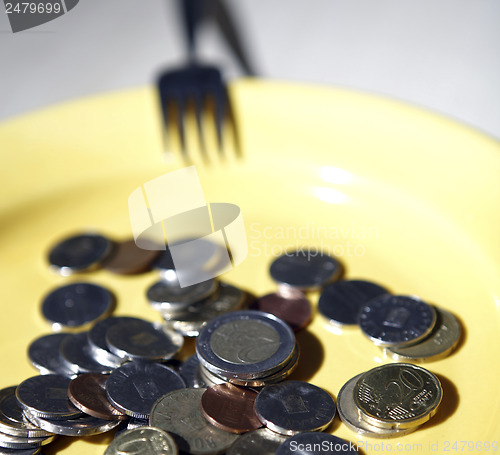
[1,80,499,453]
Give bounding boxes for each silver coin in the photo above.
[275,432,359,454]
[196,311,296,380]
[180,355,200,388]
[16,375,81,420]
[0,447,41,455]
[27,334,75,377]
[105,319,183,362]
[146,278,218,311]
[87,317,138,368]
[163,283,247,337]
[197,365,227,387]
[386,307,462,362]
[226,428,288,455]
[149,388,238,455]
[254,380,336,435]
[23,408,120,436]
[59,332,113,375]
[358,294,437,347]
[0,388,52,438]
[41,283,114,331]
[0,432,55,450]
[337,374,416,438]
[106,362,186,419]
[269,250,341,291]
[105,426,178,455]
[48,232,113,276]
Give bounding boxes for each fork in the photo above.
[157,0,254,161]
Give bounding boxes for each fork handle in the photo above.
[179,0,205,62]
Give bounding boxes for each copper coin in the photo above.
[68,373,127,421]
[250,289,312,332]
[200,384,262,434]
[103,239,160,275]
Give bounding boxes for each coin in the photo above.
[146,278,218,312]
[226,428,288,455]
[103,239,160,275]
[201,384,262,434]
[386,307,462,362]
[105,319,183,362]
[196,311,296,380]
[353,363,442,430]
[48,233,113,276]
[250,289,311,332]
[68,373,127,421]
[149,388,238,455]
[0,447,41,455]
[269,250,341,291]
[104,426,178,455]
[41,283,114,331]
[180,355,200,388]
[27,333,75,377]
[23,408,120,436]
[337,374,417,438]
[318,280,389,327]
[254,380,336,435]
[0,431,55,450]
[275,432,359,454]
[105,362,186,419]
[87,317,136,368]
[358,295,437,347]
[0,387,52,438]
[16,375,81,420]
[126,418,149,430]
[163,282,247,337]
[59,332,113,375]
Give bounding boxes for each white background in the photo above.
[1,0,500,139]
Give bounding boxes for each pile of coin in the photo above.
[338,363,443,438]
[318,280,462,362]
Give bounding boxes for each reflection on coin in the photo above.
[196,311,296,380]
[318,280,389,327]
[358,295,436,347]
[105,426,178,455]
[103,239,160,275]
[0,431,55,450]
[180,355,200,388]
[269,250,341,291]
[353,363,442,430]
[41,283,114,331]
[105,319,183,362]
[338,374,417,438]
[16,375,81,420]
[201,384,262,434]
[254,380,336,435]
[386,307,461,362]
[48,233,113,276]
[106,362,186,419]
[23,408,120,436]
[126,418,149,430]
[27,334,74,377]
[149,388,238,455]
[68,374,127,421]
[226,428,287,455]
[59,333,113,375]
[275,432,359,454]
[250,289,311,332]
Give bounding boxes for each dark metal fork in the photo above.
[157,0,254,162]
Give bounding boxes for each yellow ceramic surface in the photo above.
[1,80,499,453]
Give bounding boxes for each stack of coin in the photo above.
[195,311,300,387]
[338,363,442,438]
[358,294,462,362]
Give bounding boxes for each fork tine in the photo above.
[191,92,207,161]
[212,84,227,152]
